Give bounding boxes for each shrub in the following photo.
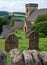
[34,14,47,24]
[0,17,8,33]
[39,33,46,38]
[31,22,47,36]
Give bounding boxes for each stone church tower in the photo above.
[25,3,38,20]
[23,3,38,33]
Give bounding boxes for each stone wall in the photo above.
[0,49,47,65]
[14,21,24,29]
[0,25,15,38]
[10,49,47,65]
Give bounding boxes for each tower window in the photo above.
[25,26,26,32]
[27,8,28,13]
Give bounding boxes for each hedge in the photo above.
[31,22,47,36]
[34,14,47,24]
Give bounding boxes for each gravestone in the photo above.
[0,51,7,65]
[5,33,19,52]
[28,31,39,50]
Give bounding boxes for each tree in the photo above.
[31,22,47,36]
[34,14,47,24]
[0,17,8,34]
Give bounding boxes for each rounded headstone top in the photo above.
[28,31,39,38]
[6,33,19,39]
[5,33,19,52]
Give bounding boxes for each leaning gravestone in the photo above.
[5,33,19,52]
[0,51,7,65]
[28,31,39,50]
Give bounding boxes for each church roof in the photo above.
[28,8,47,22]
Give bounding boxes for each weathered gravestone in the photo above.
[5,33,19,52]
[28,31,39,50]
[0,51,7,65]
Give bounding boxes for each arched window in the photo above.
[25,26,26,32]
[27,8,28,13]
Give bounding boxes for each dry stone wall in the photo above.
[10,49,25,65]
[10,49,47,65]
[0,49,47,65]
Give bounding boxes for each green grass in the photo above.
[0,30,47,65]
[39,38,47,51]
[15,30,28,51]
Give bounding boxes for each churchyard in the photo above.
[0,2,47,65]
[0,30,47,65]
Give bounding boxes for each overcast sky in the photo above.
[0,0,47,12]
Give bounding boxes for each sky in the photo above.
[0,0,47,12]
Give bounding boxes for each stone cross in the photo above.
[5,33,19,52]
[28,31,39,50]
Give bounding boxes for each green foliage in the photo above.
[31,22,47,36]
[9,17,14,26]
[0,17,8,33]
[39,33,46,38]
[9,17,24,26]
[0,30,47,65]
[14,17,24,22]
[8,13,24,26]
[34,14,47,24]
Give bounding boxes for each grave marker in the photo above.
[5,33,19,52]
[28,31,39,50]
[0,51,7,65]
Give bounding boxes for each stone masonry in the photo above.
[10,49,47,65]
[0,25,15,39]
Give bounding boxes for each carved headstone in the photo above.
[0,51,7,65]
[5,33,19,52]
[28,31,39,50]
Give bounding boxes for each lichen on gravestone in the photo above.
[5,33,19,52]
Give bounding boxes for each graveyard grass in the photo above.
[0,30,47,65]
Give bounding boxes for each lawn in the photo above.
[0,30,47,65]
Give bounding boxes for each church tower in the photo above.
[23,3,38,33]
[25,3,38,20]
